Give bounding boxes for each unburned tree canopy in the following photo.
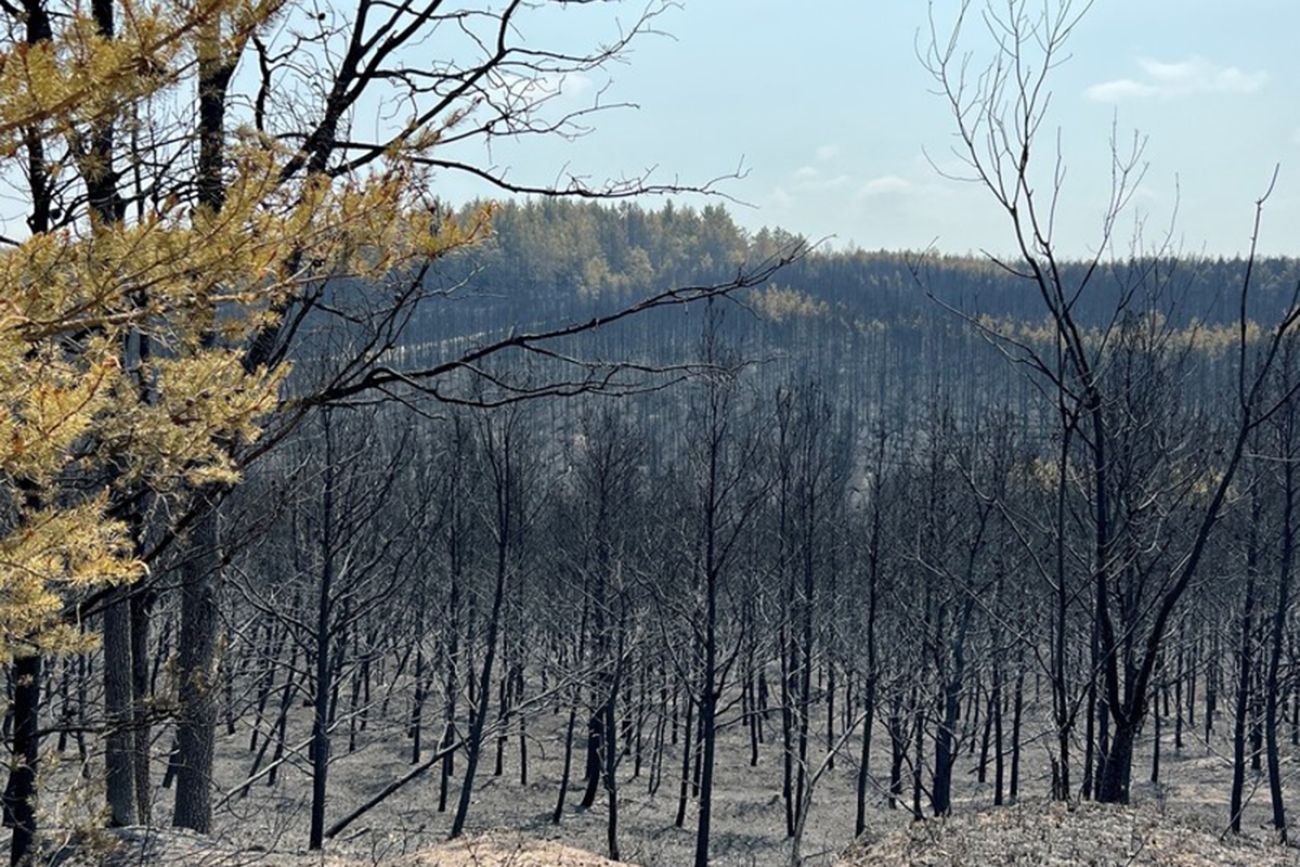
[0,0,488,657]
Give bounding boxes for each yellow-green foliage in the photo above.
[0,1,489,657]
[750,284,829,322]
[975,310,1266,358]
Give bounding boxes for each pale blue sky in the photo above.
[439,1,1300,258]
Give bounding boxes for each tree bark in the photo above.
[4,656,40,866]
[172,501,221,833]
[1265,411,1295,841]
[104,589,138,826]
[309,411,337,850]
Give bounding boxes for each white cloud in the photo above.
[1141,57,1263,91]
[859,175,911,197]
[1293,127,1300,145]
[556,72,595,98]
[793,165,820,180]
[815,144,841,162]
[1085,79,1159,102]
[770,186,794,209]
[1086,56,1267,103]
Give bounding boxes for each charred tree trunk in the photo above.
[4,656,40,867]
[308,411,337,851]
[172,501,221,832]
[104,590,138,827]
[1265,402,1295,842]
[1230,487,1262,834]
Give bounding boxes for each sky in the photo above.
[436,0,1300,259]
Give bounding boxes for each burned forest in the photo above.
[0,0,1298,865]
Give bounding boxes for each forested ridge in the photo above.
[421,198,1300,325]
